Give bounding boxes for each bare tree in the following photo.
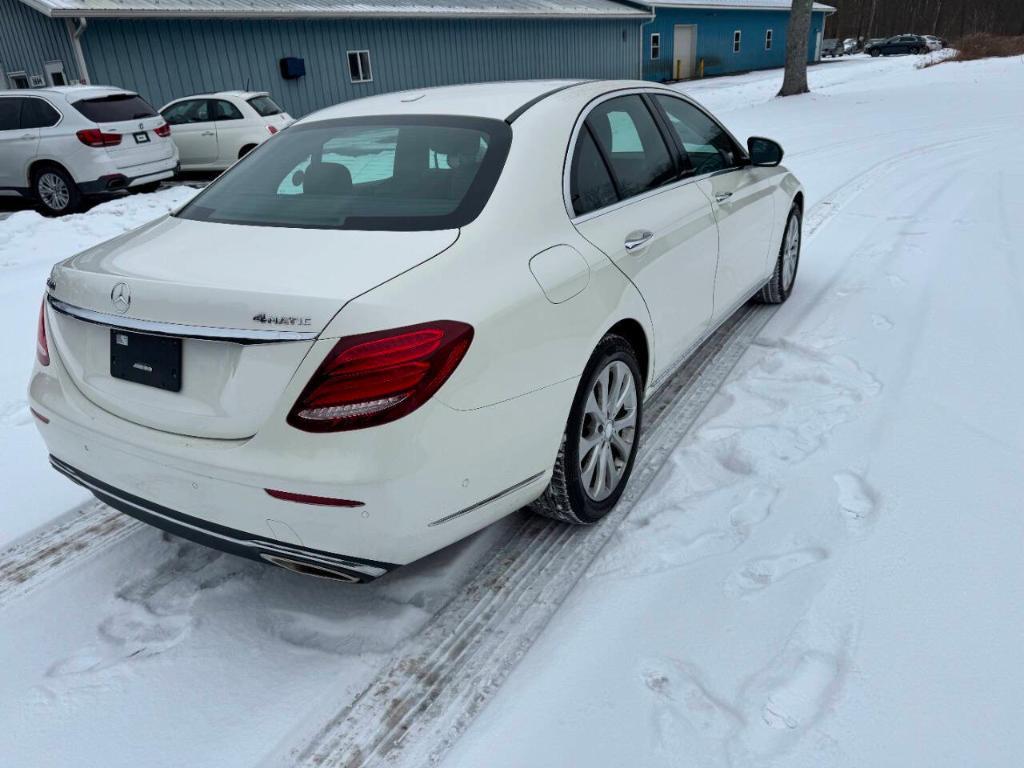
[779,0,815,97]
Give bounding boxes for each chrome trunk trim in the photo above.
[47,295,319,344]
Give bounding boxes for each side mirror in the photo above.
[747,136,784,167]
[291,169,305,187]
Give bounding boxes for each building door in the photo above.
[814,30,823,61]
[673,25,697,80]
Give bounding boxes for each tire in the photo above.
[870,49,881,57]
[33,164,81,215]
[757,204,802,305]
[238,144,257,159]
[532,335,643,525]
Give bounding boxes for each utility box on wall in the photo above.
[279,57,305,79]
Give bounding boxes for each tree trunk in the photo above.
[778,0,815,97]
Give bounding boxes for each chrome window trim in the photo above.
[562,86,748,225]
[47,295,319,344]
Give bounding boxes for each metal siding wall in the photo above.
[80,17,641,117]
[643,8,830,81]
[0,0,80,84]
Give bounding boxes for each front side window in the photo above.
[733,30,742,53]
[654,95,740,175]
[651,33,661,60]
[348,50,372,83]
[569,128,618,217]
[248,95,283,116]
[177,116,511,231]
[162,99,210,125]
[72,93,157,122]
[21,97,60,129]
[212,99,243,121]
[585,95,675,201]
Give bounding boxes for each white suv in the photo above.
[159,91,294,172]
[0,86,178,215]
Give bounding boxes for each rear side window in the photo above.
[585,96,675,201]
[212,100,243,121]
[177,116,512,231]
[248,95,283,116]
[73,94,157,123]
[569,128,618,217]
[162,99,210,125]
[654,95,739,175]
[0,99,20,131]
[21,98,60,129]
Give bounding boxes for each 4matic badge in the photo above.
[252,313,312,327]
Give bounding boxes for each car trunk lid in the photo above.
[47,215,458,439]
[70,93,175,171]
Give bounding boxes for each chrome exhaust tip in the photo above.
[260,553,363,583]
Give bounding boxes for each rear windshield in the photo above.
[73,94,158,123]
[248,95,284,117]
[176,115,512,231]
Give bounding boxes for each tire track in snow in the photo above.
[0,502,141,609]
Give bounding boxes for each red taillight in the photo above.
[76,129,122,147]
[36,297,50,366]
[288,321,474,432]
[265,489,364,508]
[267,124,278,135]
[153,123,171,138]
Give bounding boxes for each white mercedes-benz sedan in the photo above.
[29,80,803,583]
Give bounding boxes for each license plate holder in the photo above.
[133,131,150,143]
[110,330,181,392]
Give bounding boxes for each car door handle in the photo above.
[714,192,733,203]
[624,230,654,253]
[201,130,215,136]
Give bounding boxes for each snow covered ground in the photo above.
[2,54,1023,767]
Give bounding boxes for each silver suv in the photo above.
[0,86,179,215]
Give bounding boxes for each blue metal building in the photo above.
[641,0,835,81]
[1,0,650,116]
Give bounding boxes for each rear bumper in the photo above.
[79,163,179,194]
[50,455,393,582]
[29,329,571,572]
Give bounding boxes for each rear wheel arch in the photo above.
[605,318,649,390]
[792,190,804,217]
[28,158,73,187]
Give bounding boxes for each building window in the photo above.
[765,29,773,50]
[733,30,742,54]
[650,32,661,60]
[44,61,66,87]
[347,50,372,83]
[8,71,30,89]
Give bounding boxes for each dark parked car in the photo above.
[866,35,929,56]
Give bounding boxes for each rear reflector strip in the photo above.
[265,488,365,508]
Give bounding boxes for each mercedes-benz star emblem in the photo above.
[110,282,131,313]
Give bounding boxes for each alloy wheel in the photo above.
[782,214,800,291]
[578,359,638,502]
[38,172,70,211]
